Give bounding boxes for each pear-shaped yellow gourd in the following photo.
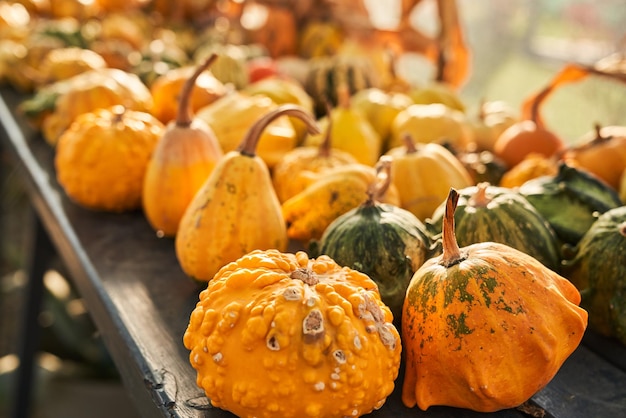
[175,105,320,282]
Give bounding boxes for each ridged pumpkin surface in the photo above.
[427,183,561,271]
[183,249,401,418]
[402,189,588,412]
[563,206,626,343]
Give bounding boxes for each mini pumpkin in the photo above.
[385,134,473,221]
[402,188,588,412]
[55,105,164,212]
[272,116,359,203]
[183,249,402,418]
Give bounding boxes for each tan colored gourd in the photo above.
[142,54,223,237]
[402,188,588,412]
[183,249,402,418]
[175,105,320,282]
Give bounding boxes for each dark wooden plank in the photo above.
[532,344,626,418]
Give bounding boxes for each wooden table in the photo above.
[2,85,626,418]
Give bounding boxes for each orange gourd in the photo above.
[142,54,223,237]
[402,188,588,412]
[175,105,319,282]
[183,249,401,418]
[562,124,626,190]
[55,105,164,212]
[150,62,227,124]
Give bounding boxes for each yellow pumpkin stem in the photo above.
[237,104,320,156]
[441,188,465,267]
[176,53,218,127]
[366,156,393,205]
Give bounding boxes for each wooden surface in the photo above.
[1,85,626,418]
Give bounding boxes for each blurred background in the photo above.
[1,0,625,417]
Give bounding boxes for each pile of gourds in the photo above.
[3,1,626,417]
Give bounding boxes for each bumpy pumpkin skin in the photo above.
[402,190,588,412]
[562,206,626,343]
[55,106,164,212]
[183,250,402,418]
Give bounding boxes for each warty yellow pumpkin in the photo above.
[175,105,320,283]
[402,188,588,412]
[183,249,401,418]
[55,105,164,212]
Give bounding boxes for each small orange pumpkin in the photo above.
[402,188,588,412]
[183,249,401,418]
[55,105,164,212]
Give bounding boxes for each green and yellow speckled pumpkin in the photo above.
[402,189,587,412]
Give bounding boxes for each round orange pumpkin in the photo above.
[55,105,164,212]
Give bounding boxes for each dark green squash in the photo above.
[315,157,433,323]
[518,161,623,246]
[562,206,626,344]
[304,55,377,118]
[427,182,561,271]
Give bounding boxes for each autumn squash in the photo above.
[22,68,154,146]
[499,152,559,189]
[142,54,223,237]
[175,105,319,283]
[55,105,164,212]
[149,61,227,124]
[562,206,626,344]
[562,124,626,190]
[468,99,519,152]
[183,249,401,418]
[387,103,473,152]
[315,157,433,323]
[281,161,400,243]
[427,182,561,271]
[303,86,382,166]
[350,87,413,151]
[519,161,623,245]
[196,91,298,168]
[304,55,378,117]
[243,75,315,142]
[272,117,358,203]
[385,134,473,221]
[402,188,588,412]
